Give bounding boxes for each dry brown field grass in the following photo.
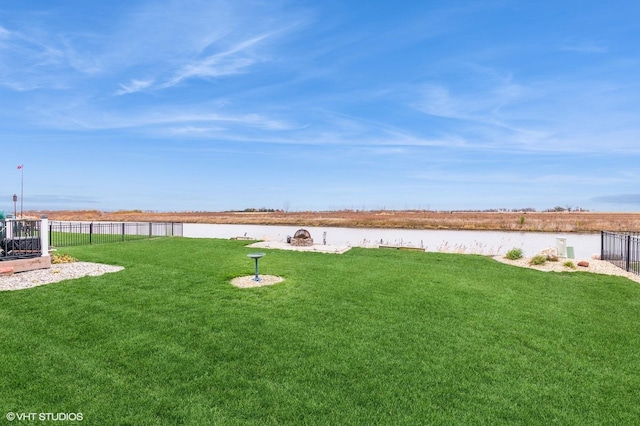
[32,209,640,233]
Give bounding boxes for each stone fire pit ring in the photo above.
[288,229,314,247]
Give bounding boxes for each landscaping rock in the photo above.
[0,267,14,276]
[537,247,559,261]
[578,261,589,267]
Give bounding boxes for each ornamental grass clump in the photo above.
[564,261,576,269]
[505,248,523,260]
[51,253,77,264]
[529,254,547,265]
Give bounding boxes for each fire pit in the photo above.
[289,229,314,247]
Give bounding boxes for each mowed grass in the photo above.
[1,238,640,425]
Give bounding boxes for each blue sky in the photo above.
[1,0,639,213]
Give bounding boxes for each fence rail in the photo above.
[49,221,183,248]
[601,231,640,276]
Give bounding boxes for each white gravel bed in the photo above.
[493,256,640,284]
[0,262,124,291]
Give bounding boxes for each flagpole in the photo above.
[20,165,23,218]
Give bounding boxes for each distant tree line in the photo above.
[452,206,589,213]
[236,208,283,213]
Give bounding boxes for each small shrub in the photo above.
[505,248,524,260]
[563,261,576,269]
[51,253,77,264]
[529,255,547,266]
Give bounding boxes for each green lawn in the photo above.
[1,237,639,425]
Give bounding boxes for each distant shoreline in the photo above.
[31,210,640,233]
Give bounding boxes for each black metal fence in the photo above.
[49,221,183,248]
[1,219,42,261]
[601,231,640,276]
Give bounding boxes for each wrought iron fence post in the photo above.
[600,231,604,261]
[626,234,631,272]
[89,222,93,245]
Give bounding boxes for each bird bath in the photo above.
[247,252,265,282]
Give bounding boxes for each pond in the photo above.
[183,223,601,260]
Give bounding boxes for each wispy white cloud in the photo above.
[0,24,11,38]
[0,24,63,89]
[0,21,108,92]
[90,1,305,94]
[96,1,235,70]
[58,36,103,74]
[411,81,550,151]
[35,102,297,133]
[115,79,154,95]
[166,126,227,135]
[414,75,529,124]
[1,1,303,95]
[410,62,640,155]
[161,33,274,88]
[559,40,608,54]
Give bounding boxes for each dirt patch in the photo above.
[230,275,284,288]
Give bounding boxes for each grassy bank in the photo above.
[35,209,640,233]
[1,238,639,424]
